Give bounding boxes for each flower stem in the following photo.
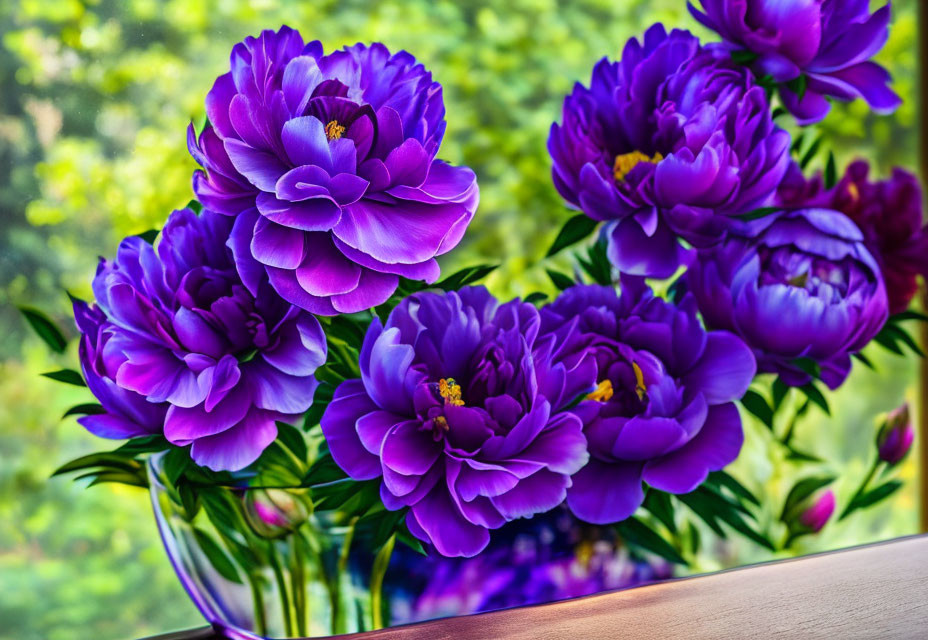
[839,457,881,521]
[268,541,295,637]
[290,532,308,637]
[331,516,358,635]
[248,572,268,637]
[370,534,396,630]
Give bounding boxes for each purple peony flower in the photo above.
[548,24,789,278]
[73,208,327,471]
[877,403,914,466]
[189,27,478,315]
[689,0,901,124]
[689,208,888,389]
[539,282,756,525]
[320,287,589,557]
[780,160,928,315]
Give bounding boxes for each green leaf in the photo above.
[787,74,809,101]
[642,489,677,534]
[798,382,830,415]
[546,214,598,257]
[785,447,824,463]
[191,528,243,584]
[576,238,612,286]
[771,106,787,120]
[303,382,335,430]
[186,198,203,214]
[740,389,774,429]
[62,403,105,418]
[730,50,758,65]
[848,481,903,511]
[19,307,68,353]
[781,475,835,521]
[708,470,761,507]
[892,310,928,323]
[793,357,821,379]
[799,133,824,169]
[879,323,925,357]
[823,151,837,189]
[681,487,772,550]
[676,490,726,538]
[616,516,686,565]
[546,269,576,291]
[53,452,144,477]
[790,131,806,154]
[737,206,780,221]
[136,229,160,244]
[114,435,170,455]
[303,453,349,487]
[435,264,499,291]
[772,378,790,412]
[523,292,548,305]
[873,329,904,355]
[77,470,148,488]
[41,368,85,386]
[275,421,308,463]
[162,447,192,487]
[852,351,876,370]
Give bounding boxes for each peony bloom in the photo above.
[539,282,756,525]
[689,208,888,389]
[877,403,914,466]
[189,26,478,315]
[73,208,327,471]
[689,0,900,124]
[825,162,927,315]
[320,287,589,557]
[548,24,789,278]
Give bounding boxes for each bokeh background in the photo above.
[0,1,921,638]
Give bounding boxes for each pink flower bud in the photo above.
[797,489,835,533]
[877,403,914,466]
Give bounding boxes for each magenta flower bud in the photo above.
[795,489,835,534]
[877,403,914,466]
[244,489,310,538]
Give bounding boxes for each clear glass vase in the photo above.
[149,453,673,639]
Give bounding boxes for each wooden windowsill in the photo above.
[142,534,928,640]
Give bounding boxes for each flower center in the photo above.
[438,377,465,406]
[325,120,346,141]
[614,150,663,183]
[787,271,809,288]
[846,182,860,202]
[632,361,647,401]
[586,379,614,402]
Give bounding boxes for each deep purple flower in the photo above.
[877,403,914,466]
[689,208,888,389]
[320,287,589,557]
[690,0,901,124]
[189,27,478,315]
[73,208,327,471]
[539,282,756,525]
[548,24,789,278]
[781,161,928,315]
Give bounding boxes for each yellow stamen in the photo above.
[846,182,860,202]
[787,272,809,288]
[586,379,614,403]
[325,120,346,141]
[614,150,663,183]
[632,361,647,401]
[433,415,450,432]
[438,378,465,406]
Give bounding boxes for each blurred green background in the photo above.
[0,1,921,638]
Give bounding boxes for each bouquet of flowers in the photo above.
[23,2,923,638]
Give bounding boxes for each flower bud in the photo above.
[877,403,914,466]
[243,489,310,538]
[795,489,835,534]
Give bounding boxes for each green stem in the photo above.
[839,457,881,521]
[268,542,295,637]
[330,516,358,635]
[248,572,268,637]
[370,534,396,630]
[290,532,308,637]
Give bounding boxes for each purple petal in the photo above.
[320,379,382,480]
[189,409,279,471]
[251,216,306,269]
[566,458,644,524]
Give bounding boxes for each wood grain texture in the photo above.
[142,535,928,640]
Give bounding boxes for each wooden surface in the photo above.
[144,535,928,640]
